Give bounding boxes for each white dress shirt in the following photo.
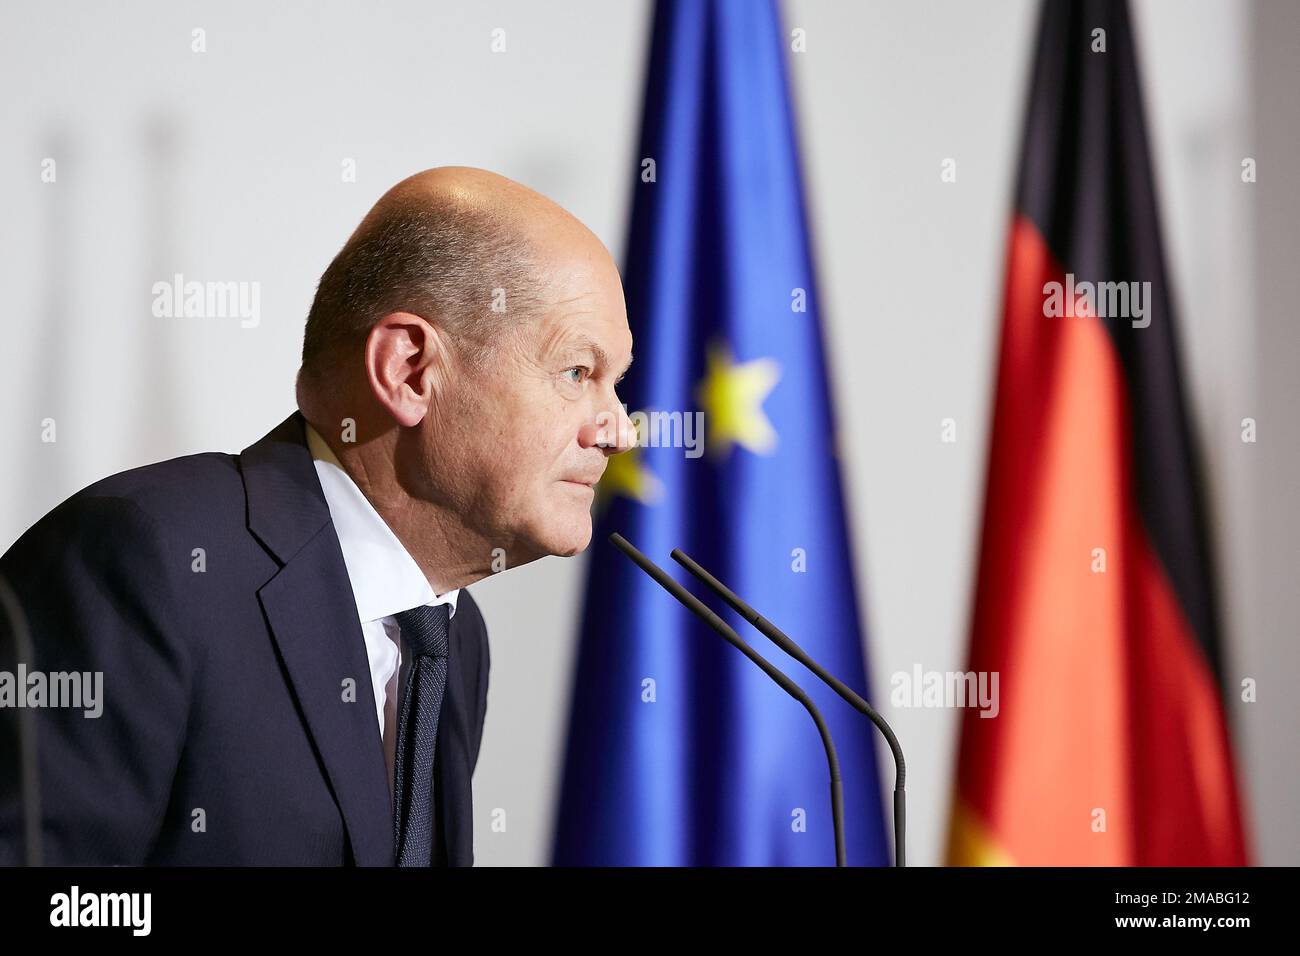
[304,422,459,791]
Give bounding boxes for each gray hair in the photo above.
[298,197,540,392]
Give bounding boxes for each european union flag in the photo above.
[552,0,889,866]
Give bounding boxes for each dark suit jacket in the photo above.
[0,411,489,865]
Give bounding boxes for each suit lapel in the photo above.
[241,412,395,866]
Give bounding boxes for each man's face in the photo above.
[430,248,635,565]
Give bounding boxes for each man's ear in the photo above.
[364,311,446,427]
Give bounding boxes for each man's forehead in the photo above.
[539,317,633,367]
[567,330,633,362]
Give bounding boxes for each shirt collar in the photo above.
[304,421,459,625]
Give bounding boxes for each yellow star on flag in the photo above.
[695,340,781,458]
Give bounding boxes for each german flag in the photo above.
[947,0,1250,866]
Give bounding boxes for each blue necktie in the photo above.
[392,602,450,866]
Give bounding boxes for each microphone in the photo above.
[609,532,847,866]
[670,547,907,867]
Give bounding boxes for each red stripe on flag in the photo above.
[948,215,1249,866]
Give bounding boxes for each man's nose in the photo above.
[586,402,638,454]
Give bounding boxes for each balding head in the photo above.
[295,166,636,576]
[300,167,580,393]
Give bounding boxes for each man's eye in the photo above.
[564,367,589,384]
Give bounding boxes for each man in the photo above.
[0,166,636,865]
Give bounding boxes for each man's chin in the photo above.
[544,518,594,558]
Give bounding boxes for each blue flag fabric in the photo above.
[551,0,888,866]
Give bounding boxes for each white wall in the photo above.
[0,0,1290,866]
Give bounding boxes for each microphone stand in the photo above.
[610,533,847,866]
[671,547,907,867]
